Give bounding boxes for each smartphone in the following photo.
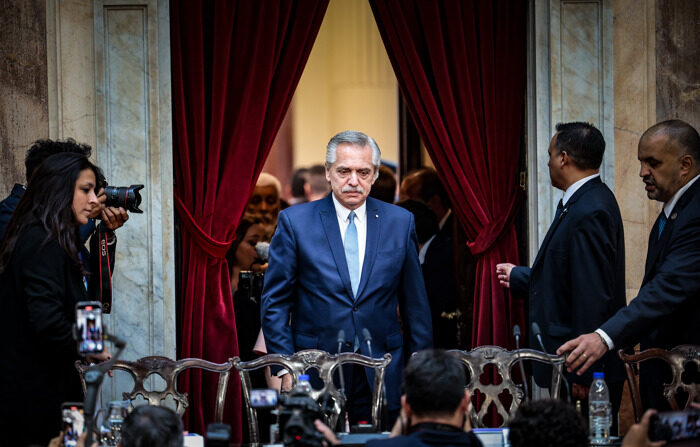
[61,402,85,447]
[649,408,700,442]
[76,301,104,355]
[250,389,278,409]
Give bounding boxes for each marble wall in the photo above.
[528,0,614,261]
[0,0,48,196]
[613,0,659,303]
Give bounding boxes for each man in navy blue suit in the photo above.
[496,122,626,425]
[559,119,700,411]
[261,130,433,424]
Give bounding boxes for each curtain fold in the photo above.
[170,0,328,437]
[369,0,527,353]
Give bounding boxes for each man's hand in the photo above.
[314,419,340,446]
[281,373,293,392]
[86,345,112,364]
[622,409,666,447]
[89,188,107,219]
[100,207,129,230]
[496,263,516,288]
[557,332,608,375]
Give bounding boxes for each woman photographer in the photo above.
[227,215,267,361]
[0,152,110,446]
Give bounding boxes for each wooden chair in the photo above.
[618,345,700,422]
[448,346,566,428]
[233,349,392,444]
[75,356,234,421]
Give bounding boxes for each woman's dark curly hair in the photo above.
[508,399,589,447]
[0,152,104,275]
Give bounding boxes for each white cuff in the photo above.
[276,369,289,378]
[595,329,614,351]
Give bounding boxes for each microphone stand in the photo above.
[361,328,388,432]
[336,329,348,431]
[513,325,529,401]
[531,322,570,403]
[84,331,127,445]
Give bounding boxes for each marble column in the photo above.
[528,0,614,262]
[46,0,175,400]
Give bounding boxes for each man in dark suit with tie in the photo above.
[496,122,626,421]
[261,130,433,424]
[559,119,700,411]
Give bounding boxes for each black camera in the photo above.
[239,271,264,304]
[104,184,144,213]
[278,392,327,447]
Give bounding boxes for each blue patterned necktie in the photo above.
[344,211,359,297]
[658,212,667,240]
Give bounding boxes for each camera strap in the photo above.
[89,224,115,313]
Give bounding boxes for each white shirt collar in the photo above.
[562,173,600,206]
[331,193,367,223]
[438,208,452,230]
[663,173,700,217]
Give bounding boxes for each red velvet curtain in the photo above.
[369,0,526,350]
[170,0,328,437]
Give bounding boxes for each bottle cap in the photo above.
[299,374,310,381]
[593,372,604,379]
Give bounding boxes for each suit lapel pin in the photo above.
[375,214,378,219]
[670,212,678,220]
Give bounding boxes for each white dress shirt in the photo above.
[332,193,367,283]
[562,173,600,206]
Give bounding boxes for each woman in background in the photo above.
[0,152,110,446]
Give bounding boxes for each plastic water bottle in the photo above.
[296,374,312,394]
[589,371,612,444]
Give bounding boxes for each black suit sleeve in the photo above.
[601,214,700,348]
[570,208,623,335]
[20,239,80,359]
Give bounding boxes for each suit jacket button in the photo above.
[353,305,358,312]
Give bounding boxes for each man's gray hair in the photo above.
[325,130,382,180]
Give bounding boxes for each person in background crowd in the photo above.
[400,168,459,349]
[246,172,282,238]
[0,153,111,446]
[315,349,482,447]
[497,122,626,428]
[559,119,700,412]
[508,399,588,447]
[369,165,397,203]
[262,130,432,426]
[307,163,331,201]
[287,167,309,206]
[395,199,438,253]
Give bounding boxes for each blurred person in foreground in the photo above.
[120,405,183,447]
[0,152,111,446]
[508,399,589,447]
[314,349,482,447]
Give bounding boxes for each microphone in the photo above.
[361,328,388,430]
[254,241,270,263]
[336,329,347,393]
[531,322,570,402]
[513,324,529,401]
[361,328,373,359]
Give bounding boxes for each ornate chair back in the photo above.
[75,356,234,421]
[448,346,565,428]
[618,345,700,422]
[233,349,392,444]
